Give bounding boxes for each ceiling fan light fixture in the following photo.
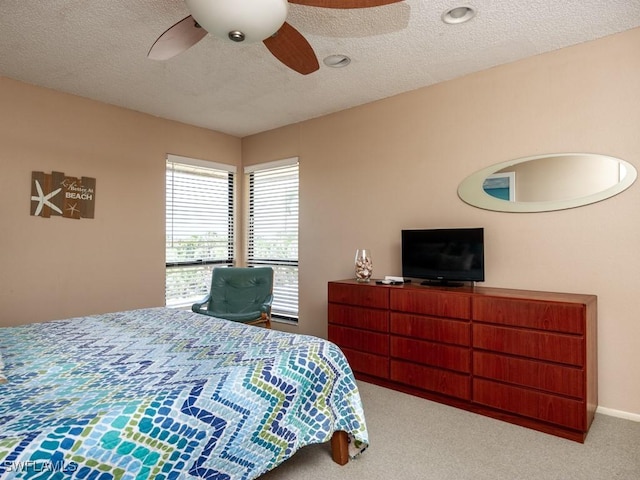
[228,31,245,42]
[185,0,288,43]
[442,6,476,25]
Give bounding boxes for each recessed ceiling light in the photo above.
[442,6,476,24]
[323,54,351,68]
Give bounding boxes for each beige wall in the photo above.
[0,78,241,325]
[243,28,640,417]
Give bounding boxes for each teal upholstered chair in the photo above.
[192,267,274,328]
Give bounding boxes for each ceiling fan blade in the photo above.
[148,15,207,60]
[263,22,320,75]
[289,0,403,8]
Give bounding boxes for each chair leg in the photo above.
[247,314,271,329]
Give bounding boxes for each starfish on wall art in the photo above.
[31,179,62,216]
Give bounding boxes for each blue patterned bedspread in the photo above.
[0,308,368,479]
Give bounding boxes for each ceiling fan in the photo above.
[148,0,403,75]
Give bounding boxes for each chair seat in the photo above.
[213,311,265,323]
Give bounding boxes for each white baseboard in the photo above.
[596,406,640,422]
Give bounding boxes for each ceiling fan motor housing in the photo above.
[185,0,289,43]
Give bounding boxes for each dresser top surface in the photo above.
[329,279,597,305]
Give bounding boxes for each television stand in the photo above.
[420,279,465,287]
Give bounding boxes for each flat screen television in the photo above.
[401,228,484,286]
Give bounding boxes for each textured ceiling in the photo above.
[1,0,639,137]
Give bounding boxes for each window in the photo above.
[166,155,235,308]
[245,158,299,321]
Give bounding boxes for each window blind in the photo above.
[166,158,235,308]
[246,160,299,320]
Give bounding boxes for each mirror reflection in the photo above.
[458,153,637,213]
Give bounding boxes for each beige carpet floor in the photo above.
[260,381,640,480]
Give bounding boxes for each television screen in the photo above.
[401,228,484,285]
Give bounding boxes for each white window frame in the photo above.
[245,157,299,322]
[166,154,236,309]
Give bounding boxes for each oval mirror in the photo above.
[458,153,637,213]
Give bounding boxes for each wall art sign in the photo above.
[30,171,96,219]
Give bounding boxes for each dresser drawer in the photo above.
[473,324,584,366]
[391,337,470,373]
[390,312,470,346]
[473,378,586,431]
[473,297,585,334]
[329,303,389,332]
[473,351,584,398]
[328,325,389,355]
[340,347,389,379]
[328,282,389,309]
[391,360,470,400]
[390,289,471,319]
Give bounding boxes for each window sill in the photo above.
[272,316,298,326]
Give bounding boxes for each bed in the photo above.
[0,308,368,479]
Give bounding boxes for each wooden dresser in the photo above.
[328,279,597,442]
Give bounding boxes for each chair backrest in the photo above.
[206,267,274,316]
